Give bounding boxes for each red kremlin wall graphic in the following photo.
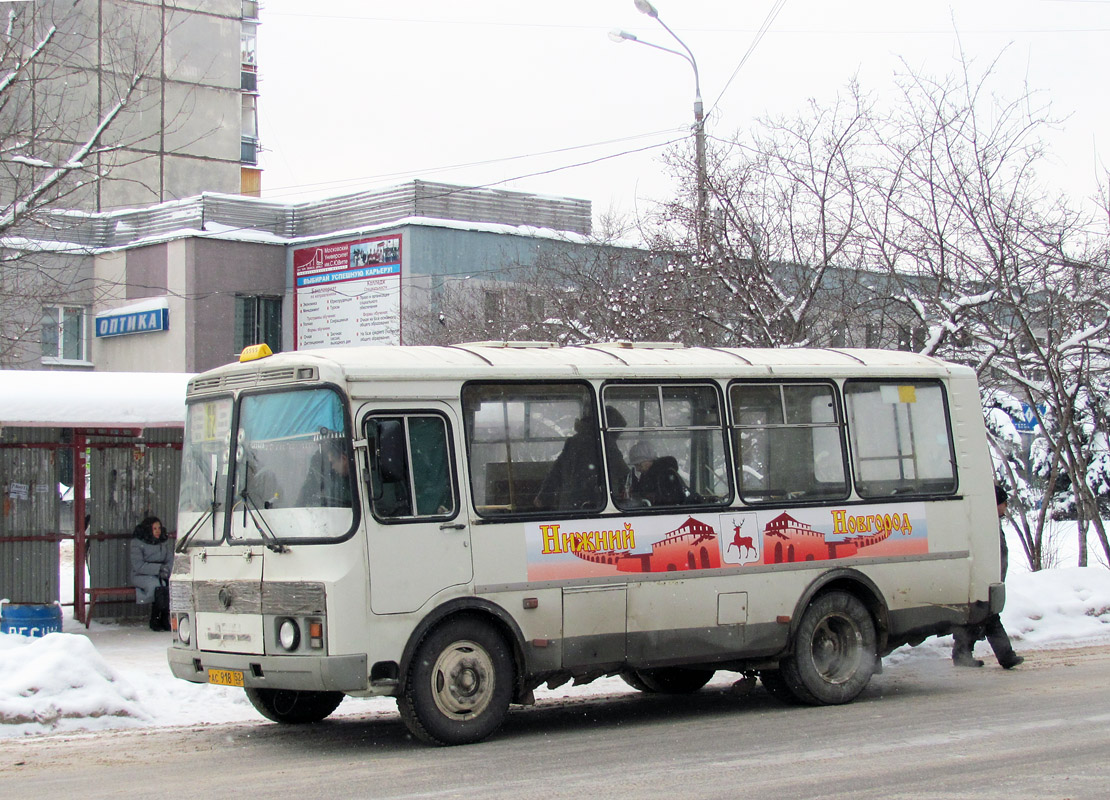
[763,512,892,563]
[569,517,723,573]
[567,511,918,574]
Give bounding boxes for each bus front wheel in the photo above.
[398,618,514,746]
[244,687,343,724]
[780,591,877,705]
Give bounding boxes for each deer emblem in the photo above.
[728,522,756,558]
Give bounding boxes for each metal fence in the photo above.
[0,428,63,605]
[0,426,182,621]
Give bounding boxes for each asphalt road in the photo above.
[2,645,1108,800]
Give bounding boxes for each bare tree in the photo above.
[860,54,1110,569]
[0,0,218,367]
[649,51,1110,568]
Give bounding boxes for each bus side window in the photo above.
[366,415,456,520]
[603,382,730,510]
[730,382,849,504]
[461,382,600,515]
[844,381,957,497]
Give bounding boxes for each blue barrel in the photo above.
[0,603,63,637]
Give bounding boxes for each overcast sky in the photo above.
[256,1,1109,223]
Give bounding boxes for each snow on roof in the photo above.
[93,296,169,320]
[0,371,193,428]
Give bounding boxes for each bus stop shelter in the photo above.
[0,372,192,624]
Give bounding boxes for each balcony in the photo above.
[241,137,259,165]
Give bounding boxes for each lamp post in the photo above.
[611,0,707,256]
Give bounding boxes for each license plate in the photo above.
[208,668,245,687]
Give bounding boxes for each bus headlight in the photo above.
[278,618,301,651]
[177,614,192,646]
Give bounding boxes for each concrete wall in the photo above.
[189,239,286,372]
[92,238,284,373]
[91,243,187,372]
[4,251,97,370]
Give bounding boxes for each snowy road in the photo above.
[1,643,1107,800]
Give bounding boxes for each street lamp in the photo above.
[611,0,708,255]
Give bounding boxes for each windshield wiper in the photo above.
[238,489,289,553]
[175,500,218,554]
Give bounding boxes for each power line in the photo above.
[260,128,685,199]
[708,0,789,120]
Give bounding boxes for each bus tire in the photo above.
[780,591,877,705]
[398,618,513,746]
[244,687,343,724]
[622,667,714,694]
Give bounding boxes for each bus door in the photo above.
[362,407,472,614]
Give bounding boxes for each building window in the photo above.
[41,306,87,362]
[241,95,259,164]
[235,295,281,354]
[897,324,927,352]
[483,290,502,323]
[241,20,258,90]
[241,26,257,65]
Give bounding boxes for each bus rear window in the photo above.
[844,380,957,497]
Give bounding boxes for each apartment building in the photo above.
[4,0,262,211]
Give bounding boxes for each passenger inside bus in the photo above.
[299,437,352,508]
[534,407,629,512]
[627,440,687,507]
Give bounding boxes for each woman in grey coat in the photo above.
[130,516,173,631]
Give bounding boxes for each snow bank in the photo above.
[0,632,148,735]
[1005,567,1110,645]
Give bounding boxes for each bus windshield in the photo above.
[179,396,234,545]
[180,387,356,545]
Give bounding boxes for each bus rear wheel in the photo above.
[622,667,715,694]
[398,618,514,746]
[244,687,343,724]
[780,591,877,705]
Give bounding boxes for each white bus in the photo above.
[168,342,1003,745]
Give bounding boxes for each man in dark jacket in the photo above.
[952,484,1024,668]
[628,440,686,507]
[534,407,629,512]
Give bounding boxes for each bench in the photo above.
[84,587,137,628]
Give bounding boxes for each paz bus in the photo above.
[167,341,1002,745]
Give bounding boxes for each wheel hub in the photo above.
[811,613,861,684]
[431,641,494,719]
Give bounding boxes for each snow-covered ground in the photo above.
[2,532,1109,739]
